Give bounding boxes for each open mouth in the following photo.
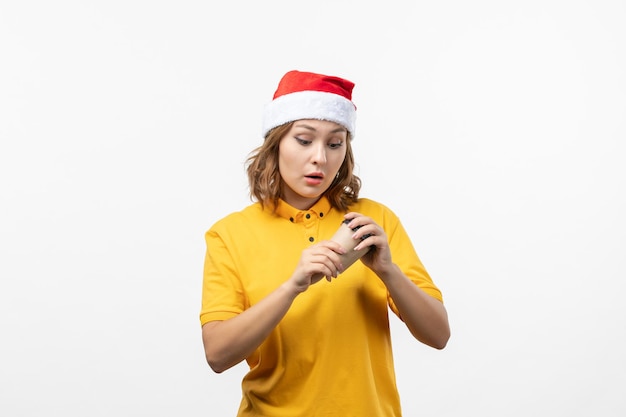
[304,174,324,185]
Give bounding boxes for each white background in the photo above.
[1,1,625,416]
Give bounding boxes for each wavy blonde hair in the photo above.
[246,121,361,211]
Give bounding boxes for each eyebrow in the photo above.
[293,122,347,134]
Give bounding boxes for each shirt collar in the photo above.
[273,196,332,223]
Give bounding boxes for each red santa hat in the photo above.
[262,70,357,139]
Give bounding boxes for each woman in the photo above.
[200,70,450,416]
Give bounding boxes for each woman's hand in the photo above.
[343,212,394,278]
[289,240,347,293]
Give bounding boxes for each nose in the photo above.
[311,142,327,165]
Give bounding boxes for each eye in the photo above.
[328,141,344,149]
[295,137,311,146]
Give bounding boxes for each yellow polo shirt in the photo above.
[201,197,442,417]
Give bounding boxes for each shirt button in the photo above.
[308,237,314,242]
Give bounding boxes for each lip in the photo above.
[305,171,325,179]
[304,172,325,186]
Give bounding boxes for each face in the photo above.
[278,119,348,210]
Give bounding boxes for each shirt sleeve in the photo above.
[384,212,443,317]
[199,228,248,326]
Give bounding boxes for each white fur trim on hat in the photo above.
[262,90,356,139]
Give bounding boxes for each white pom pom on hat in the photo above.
[262,70,357,139]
